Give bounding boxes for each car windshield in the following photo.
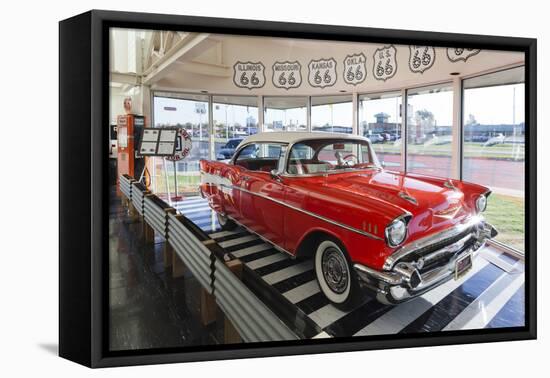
[225,139,242,148]
[287,138,380,175]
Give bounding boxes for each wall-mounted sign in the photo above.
[408,46,436,74]
[373,45,397,81]
[447,48,481,62]
[272,61,302,90]
[233,61,266,90]
[343,53,367,85]
[165,128,193,161]
[308,58,337,88]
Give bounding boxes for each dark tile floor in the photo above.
[109,191,223,352]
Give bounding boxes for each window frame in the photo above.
[231,141,288,173]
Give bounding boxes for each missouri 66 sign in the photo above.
[233,61,266,89]
[343,53,367,85]
[373,45,397,81]
[308,58,337,88]
[272,61,302,89]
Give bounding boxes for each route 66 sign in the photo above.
[373,45,397,81]
[408,46,436,74]
[233,61,266,90]
[308,58,337,88]
[343,53,367,85]
[272,61,302,90]
[447,48,481,62]
[165,128,192,161]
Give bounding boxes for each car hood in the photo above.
[321,169,475,235]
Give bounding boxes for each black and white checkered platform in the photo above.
[174,197,525,338]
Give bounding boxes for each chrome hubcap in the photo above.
[321,247,349,294]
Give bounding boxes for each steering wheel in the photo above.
[342,153,358,166]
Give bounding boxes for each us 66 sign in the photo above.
[233,61,266,90]
[343,53,367,85]
[308,58,337,88]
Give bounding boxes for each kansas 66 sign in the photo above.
[308,58,337,88]
[343,53,367,85]
[165,128,193,162]
[233,61,266,90]
[373,45,397,81]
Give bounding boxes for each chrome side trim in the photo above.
[398,191,418,205]
[383,215,484,270]
[219,183,385,241]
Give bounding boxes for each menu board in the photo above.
[137,128,178,156]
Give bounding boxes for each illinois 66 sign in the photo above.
[165,128,193,161]
[233,61,266,90]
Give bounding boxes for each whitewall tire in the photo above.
[315,240,353,305]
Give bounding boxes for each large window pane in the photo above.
[152,92,209,196]
[463,66,525,252]
[359,92,402,170]
[311,95,353,134]
[264,97,307,132]
[406,84,453,177]
[213,96,258,160]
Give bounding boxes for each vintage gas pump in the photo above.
[116,113,146,181]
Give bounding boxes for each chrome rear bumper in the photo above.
[354,219,498,305]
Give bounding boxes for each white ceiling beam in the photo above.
[142,33,212,85]
[173,61,231,77]
[110,72,141,86]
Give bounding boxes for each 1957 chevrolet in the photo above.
[199,132,497,308]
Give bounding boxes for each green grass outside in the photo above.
[484,193,525,252]
[373,142,524,160]
[153,174,201,194]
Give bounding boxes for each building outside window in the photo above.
[311,95,353,134]
[462,66,525,252]
[406,84,453,177]
[264,97,307,132]
[213,96,258,160]
[152,92,209,195]
[359,91,402,170]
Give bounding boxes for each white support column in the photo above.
[258,95,265,132]
[306,96,312,132]
[451,77,463,180]
[352,93,359,135]
[401,88,408,172]
[208,94,215,160]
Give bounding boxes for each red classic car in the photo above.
[199,132,497,308]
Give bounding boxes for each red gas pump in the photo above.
[117,114,146,184]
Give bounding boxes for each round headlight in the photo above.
[476,195,487,213]
[386,218,407,247]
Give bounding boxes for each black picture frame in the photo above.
[59,9,537,368]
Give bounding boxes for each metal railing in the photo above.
[119,174,134,199]
[119,175,298,342]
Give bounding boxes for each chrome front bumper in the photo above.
[354,218,498,305]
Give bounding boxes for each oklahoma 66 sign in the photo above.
[165,128,193,161]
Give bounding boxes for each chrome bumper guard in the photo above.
[354,217,498,305]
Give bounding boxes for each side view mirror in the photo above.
[270,169,282,181]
